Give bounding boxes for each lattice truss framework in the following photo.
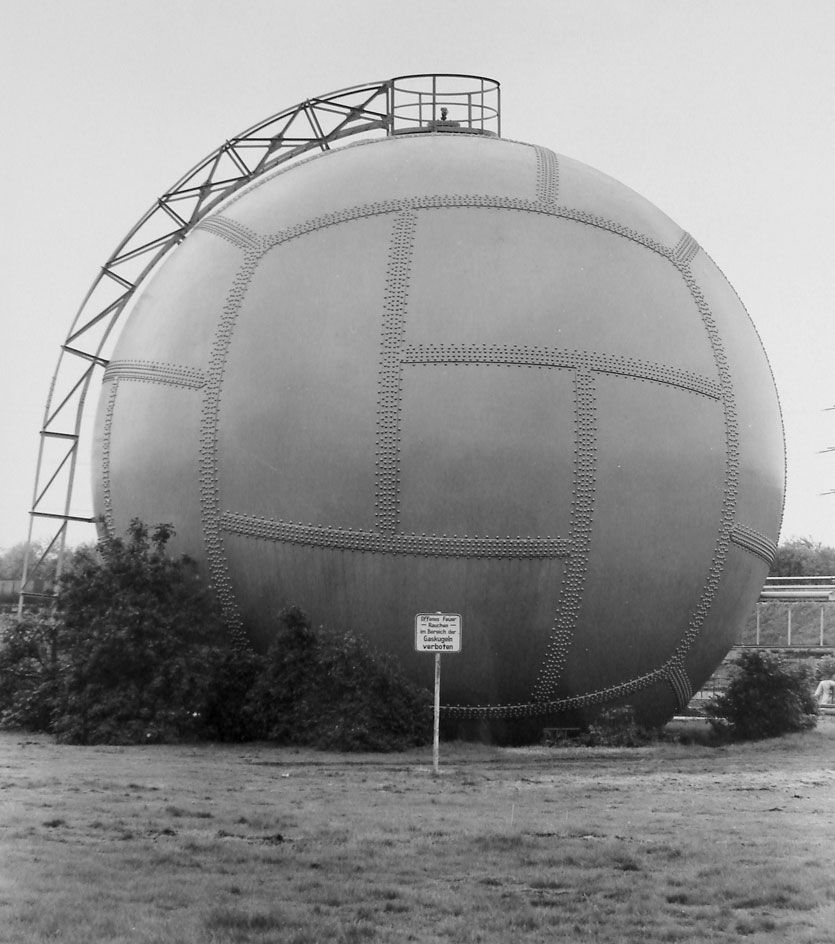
[19,76,501,608]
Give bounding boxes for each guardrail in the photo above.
[742,577,835,647]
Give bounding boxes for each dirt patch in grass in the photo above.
[0,722,834,942]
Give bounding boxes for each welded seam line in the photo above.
[257,194,676,262]
[662,664,694,711]
[530,369,597,702]
[402,343,721,400]
[376,210,417,533]
[103,360,207,389]
[729,523,777,567]
[534,146,559,206]
[197,251,261,643]
[100,377,119,537]
[220,512,572,559]
[673,232,700,266]
[194,216,264,252]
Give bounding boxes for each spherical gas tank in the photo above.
[93,129,784,734]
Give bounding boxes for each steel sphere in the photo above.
[93,130,784,732]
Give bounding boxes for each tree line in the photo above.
[768,537,835,578]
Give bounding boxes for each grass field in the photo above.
[1,723,833,943]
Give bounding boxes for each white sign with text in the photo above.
[414,612,462,653]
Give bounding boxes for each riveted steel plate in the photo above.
[93,131,785,730]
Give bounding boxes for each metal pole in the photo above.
[756,604,760,646]
[821,606,825,647]
[787,607,792,647]
[386,79,393,136]
[433,652,441,777]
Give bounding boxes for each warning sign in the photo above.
[415,613,462,653]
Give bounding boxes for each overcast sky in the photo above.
[1,0,833,553]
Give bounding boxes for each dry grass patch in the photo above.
[0,729,834,942]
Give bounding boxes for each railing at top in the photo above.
[391,74,500,135]
[18,75,501,613]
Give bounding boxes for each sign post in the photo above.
[433,651,441,774]
[415,612,461,776]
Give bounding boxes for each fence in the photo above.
[740,602,835,647]
[739,577,835,648]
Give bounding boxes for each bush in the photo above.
[579,704,660,747]
[201,646,263,742]
[51,519,227,744]
[0,613,59,731]
[814,654,835,682]
[248,606,432,752]
[705,650,818,741]
[2,522,433,751]
[0,523,231,743]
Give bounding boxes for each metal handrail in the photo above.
[390,74,500,135]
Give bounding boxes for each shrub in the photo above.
[579,704,660,747]
[705,650,818,741]
[248,606,432,752]
[814,654,835,682]
[51,519,227,744]
[2,523,433,751]
[0,613,59,731]
[202,646,263,742]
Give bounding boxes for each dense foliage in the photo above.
[201,646,263,743]
[769,537,835,577]
[0,521,431,750]
[0,540,58,582]
[579,704,661,747]
[250,606,432,752]
[53,521,228,743]
[0,539,59,601]
[0,613,59,731]
[814,654,835,682]
[705,649,818,741]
